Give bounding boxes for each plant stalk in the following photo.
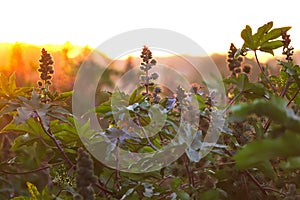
[254,50,276,92]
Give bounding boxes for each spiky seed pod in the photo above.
[38,48,54,86]
[281,30,294,61]
[75,148,97,200]
[154,87,161,94]
[190,83,201,94]
[176,86,187,103]
[140,45,153,64]
[152,86,162,103]
[243,65,252,74]
[227,43,243,77]
[139,46,158,95]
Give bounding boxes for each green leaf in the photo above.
[139,145,155,153]
[121,188,136,200]
[169,177,183,190]
[234,131,300,169]
[224,73,250,92]
[176,190,190,200]
[259,40,283,55]
[195,94,206,110]
[231,95,300,133]
[128,87,146,105]
[253,21,273,47]
[0,73,32,99]
[129,87,138,105]
[3,118,48,138]
[278,61,300,88]
[54,90,73,100]
[256,160,277,179]
[94,100,112,114]
[198,189,220,200]
[279,157,300,171]
[51,120,80,146]
[261,26,291,44]
[240,22,291,54]
[26,182,40,199]
[241,25,255,49]
[8,72,17,92]
[11,134,38,151]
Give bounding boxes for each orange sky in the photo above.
[1,0,299,62]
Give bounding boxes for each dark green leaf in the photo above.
[3,118,48,138]
[261,26,291,44]
[95,100,112,114]
[241,25,255,49]
[176,190,190,200]
[253,21,273,46]
[279,157,300,171]
[234,131,300,169]
[198,189,220,200]
[256,160,277,179]
[259,40,283,55]
[231,95,300,133]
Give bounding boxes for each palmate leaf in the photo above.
[224,74,267,98]
[198,189,222,200]
[230,95,300,133]
[279,157,300,171]
[50,119,81,147]
[240,21,291,55]
[241,25,255,50]
[0,73,32,99]
[259,40,283,55]
[252,21,273,46]
[234,131,300,170]
[3,117,49,139]
[279,60,300,88]
[261,26,291,44]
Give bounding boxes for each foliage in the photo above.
[1,22,300,200]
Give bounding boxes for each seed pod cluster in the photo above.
[74,148,97,200]
[152,86,162,103]
[37,48,54,87]
[227,43,251,76]
[140,46,158,94]
[281,30,294,62]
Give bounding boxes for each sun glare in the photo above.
[1,0,300,69]
[117,49,186,60]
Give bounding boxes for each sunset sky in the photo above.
[1,0,299,59]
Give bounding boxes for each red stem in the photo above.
[254,50,276,92]
[36,112,74,168]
